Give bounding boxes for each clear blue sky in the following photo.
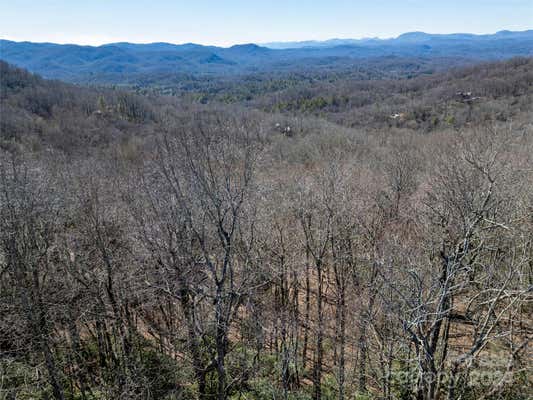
[1,0,531,46]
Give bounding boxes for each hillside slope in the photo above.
[2,57,532,155]
[1,30,532,83]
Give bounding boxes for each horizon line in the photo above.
[1,28,532,49]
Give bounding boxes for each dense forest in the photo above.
[0,54,532,400]
[2,30,532,80]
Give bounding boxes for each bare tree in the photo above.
[0,153,65,400]
[127,114,262,400]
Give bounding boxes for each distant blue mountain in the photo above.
[1,30,532,83]
[264,30,533,48]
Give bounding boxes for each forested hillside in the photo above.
[0,54,532,400]
[1,30,532,82]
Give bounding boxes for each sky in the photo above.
[1,0,532,47]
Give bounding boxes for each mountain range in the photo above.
[1,30,532,84]
[262,30,533,49]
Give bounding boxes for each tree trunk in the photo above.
[215,288,228,400]
[313,260,324,400]
[303,249,311,369]
[337,287,346,400]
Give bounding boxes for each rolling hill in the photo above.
[1,30,532,84]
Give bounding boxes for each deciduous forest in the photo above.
[0,51,532,400]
